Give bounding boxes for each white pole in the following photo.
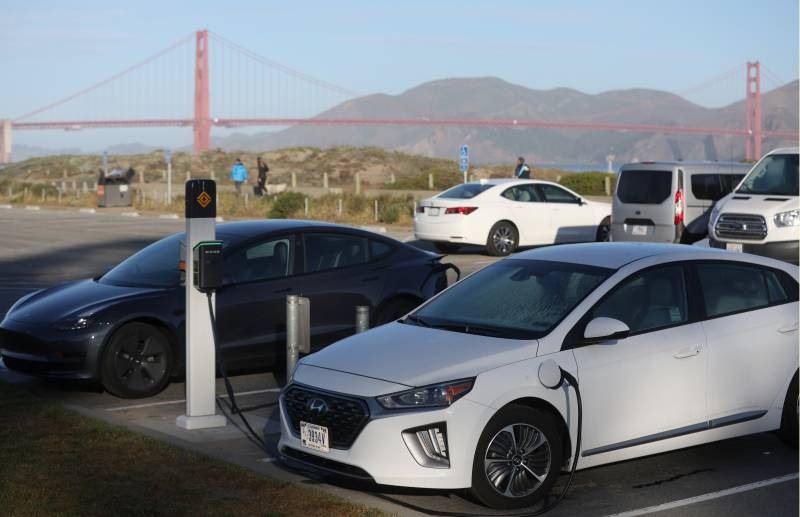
[167,161,172,202]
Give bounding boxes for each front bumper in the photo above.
[278,387,492,489]
[0,319,104,380]
[709,238,799,264]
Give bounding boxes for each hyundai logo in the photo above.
[306,398,328,416]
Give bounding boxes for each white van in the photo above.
[611,161,750,243]
[709,147,799,264]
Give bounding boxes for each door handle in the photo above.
[778,322,798,334]
[274,287,292,294]
[673,345,702,359]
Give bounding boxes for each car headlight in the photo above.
[53,316,93,331]
[376,379,474,409]
[774,209,800,227]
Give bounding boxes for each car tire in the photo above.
[434,242,461,254]
[469,405,564,510]
[374,298,421,326]
[101,322,174,399]
[486,221,518,256]
[778,372,798,448]
[595,216,611,242]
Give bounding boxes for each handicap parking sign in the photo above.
[459,145,469,173]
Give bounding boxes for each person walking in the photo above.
[230,158,248,194]
[514,157,531,179]
[256,156,269,196]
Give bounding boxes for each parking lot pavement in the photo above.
[0,207,797,516]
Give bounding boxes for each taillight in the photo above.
[674,189,684,226]
[444,207,478,215]
[416,205,425,213]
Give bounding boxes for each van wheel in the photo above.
[595,217,611,242]
[470,405,563,509]
[778,373,798,448]
[101,322,173,399]
[487,222,518,256]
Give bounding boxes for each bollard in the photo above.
[286,295,310,379]
[244,192,249,208]
[374,199,379,221]
[291,171,297,188]
[355,172,361,195]
[604,176,611,196]
[323,172,329,190]
[428,173,434,190]
[355,306,370,334]
[304,197,309,216]
[338,198,343,216]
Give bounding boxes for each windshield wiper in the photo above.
[403,314,432,327]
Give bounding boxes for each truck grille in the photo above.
[283,385,370,449]
[715,214,767,241]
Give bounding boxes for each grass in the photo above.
[0,382,385,517]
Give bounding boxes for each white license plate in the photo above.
[726,243,743,252]
[428,207,440,216]
[300,421,329,453]
[631,225,648,236]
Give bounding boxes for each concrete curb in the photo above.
[121,211,140,217]
[24,205,41,211]
[159,213,180,220]
[0,204,11,209]
[78,208,97,214]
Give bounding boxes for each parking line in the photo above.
[605,472,799,517]
[106,388,282,412]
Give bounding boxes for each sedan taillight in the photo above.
[444,207,478,215]
[416,205,425,213]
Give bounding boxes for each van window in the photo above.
[737,154,799,196]
[439,183,494,199]
[691,173,746,201]
[617,170,672,204]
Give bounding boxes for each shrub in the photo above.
[559,172,616,196]
[268,192,305,219]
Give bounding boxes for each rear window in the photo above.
[439,183,494,199]
[691,173,746,201]
[617,170,672,204]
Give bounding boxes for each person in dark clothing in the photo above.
[256,156,269,196]
[514,157,531,179]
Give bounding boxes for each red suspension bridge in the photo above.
[1,29,796,165]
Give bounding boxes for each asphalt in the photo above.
[0,205,797,517]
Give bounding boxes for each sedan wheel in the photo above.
[487,222,518,256]
[596,216,611,242]
[101,322,173,399]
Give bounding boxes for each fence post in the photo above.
[355,172,361,195]
[291,171,297,188]
[604,176,611,196]
[82,181,88,194]
[428,173,434,190]
[40,189,45,202]
[374,199,379,221]
[323,172,329,190]
[355,306,370,334]
[390,172,396,184]
[338,198,343,216]
[304,197,309,216]
[244,192,249,208]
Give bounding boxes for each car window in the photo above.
[438,183,494,199]
[224,236,293,284]
[697,263,782,318]
[737,154,799,196]
[538,184,579,203]
[617,170,673,204]
[502,185,543,202]
[304,233,369,273]
[691,173,746,201]
[370,239,393,259]
[99,233,184,288]
[591,265,688,334]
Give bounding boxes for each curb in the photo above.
[78,208,97,214]
[24,205,41,211]
[159,214,180,220]
[121,211,140,217]
[0,204,11,209]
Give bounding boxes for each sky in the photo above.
[1,0,797,151]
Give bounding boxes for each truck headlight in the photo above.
[774,209,800,227]
[376,379,474,409]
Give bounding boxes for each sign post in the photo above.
[176,179,226,430]
[459,145,469,183]
[165,150,173,202]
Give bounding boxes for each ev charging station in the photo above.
[176,179,227,430]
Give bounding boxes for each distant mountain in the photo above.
[214,77,799,164]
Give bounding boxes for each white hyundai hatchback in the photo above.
[278,243,798,509]
[414,179,611,256]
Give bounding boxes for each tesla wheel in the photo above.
[486,222,518,256]
[595,216,611,242]
[778,373,798,448]
[470,405,563,509]
[101,322,173,399]
[375,298,421,326]
[434,242,461,254]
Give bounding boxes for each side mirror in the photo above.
[578,198,587,205]
[581,317,630,344]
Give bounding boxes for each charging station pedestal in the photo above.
[176,179,227,430]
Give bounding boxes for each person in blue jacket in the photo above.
[230,158,248,194]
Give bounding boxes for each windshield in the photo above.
[737,154,799,196]
[617,170,672,204]
[99,233,183,288]
[406,259,612,339]
[438,183,494,199]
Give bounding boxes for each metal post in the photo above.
[338,198,343,216]
[355,306,370,334]
[374,199,379,221]
[167,161,172,201]
[286,295,300,377]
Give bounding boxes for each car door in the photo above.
[215,233,299,366]
[296,231,387,350]
[572,264,708,457]
[695,261,799,422]
[537,184,593,243]
[500,184,551,244]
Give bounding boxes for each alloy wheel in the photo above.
[113,332,168,393]
[492,226,516,255]
[484,423,551,498]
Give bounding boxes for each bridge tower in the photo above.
[0,120,11,164]
[193,29,210,154]
[745,61,762,161]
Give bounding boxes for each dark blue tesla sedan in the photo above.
[0,220,453,398]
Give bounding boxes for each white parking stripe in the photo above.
[105,388,281,412]
[605,472,799,517]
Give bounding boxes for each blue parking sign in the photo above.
[459,145,469,173]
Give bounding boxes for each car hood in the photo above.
[5,279,165,324]
[718,193,799,216]
[301,321,539,387]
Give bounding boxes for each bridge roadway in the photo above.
[0,207,796,516]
